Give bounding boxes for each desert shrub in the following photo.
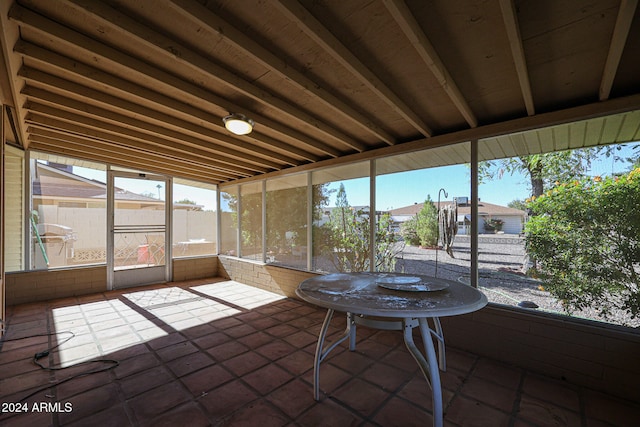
[525,168,640,321]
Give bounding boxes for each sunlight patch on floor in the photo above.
[190,280,286,310]
[49,282,285,366]
[51,299,167,367]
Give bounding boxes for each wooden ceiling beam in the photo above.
[25,115,251,179]
[499,0,535,116]
[24,102,277,177]
[14,63,309,165]
[166,0,395,146]
[222,93,640,187]
[28,135,235,183]
[21,86,289,170]
[9,4,356,155]
[0,0,28,147]
[273,0,432,139]
[28,126,234,178]
[51,0,367,153]
[0,28,13,106]
[28,135,228,183]
[599,0,638,101]
[24,109,268,176]
[14,39,341,159]
[383,0,478,128]
[14,41,342,161]
[18,65,312,165]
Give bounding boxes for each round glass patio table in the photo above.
[296,272,488,427]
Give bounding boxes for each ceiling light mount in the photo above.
[223,113,254,135]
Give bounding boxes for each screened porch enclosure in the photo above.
[1,0,640,421]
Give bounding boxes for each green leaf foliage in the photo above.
[319,183,402,272]
[400,196,439,247]
[525,168,640,321]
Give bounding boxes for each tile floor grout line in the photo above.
[453,361,524,421]
[360,364,428,426]
[445,352,480,416]
[3,280,640,426]
[508,366,527,427]
[45,303,60,427]
[124,329,212,426]
[302,332,430,426]
[198,308,310,425]
[578,382,588,427]
[108,355,138,427]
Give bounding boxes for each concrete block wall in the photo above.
[5,266,107,305]
[173,256,217,282]
[441,305,640,403]
[6,257,218,305]
[217,256,316,297]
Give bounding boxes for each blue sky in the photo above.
[331,142,639,209]
[73,142,638,211]
[330,165,528,210]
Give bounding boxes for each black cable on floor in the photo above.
[0,331,120,402]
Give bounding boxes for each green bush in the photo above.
[400,216,420,246]
[525,168,640,321]
[320,184,402,272]
[402,196,439,247]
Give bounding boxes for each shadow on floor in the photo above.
[1,278,638,426]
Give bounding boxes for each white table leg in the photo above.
[348,312,357,351]
[403,317,444,427]
[430,317,446,371]
[313,309,353,401]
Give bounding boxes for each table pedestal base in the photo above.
[313,309,446,427]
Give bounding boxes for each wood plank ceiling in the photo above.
[1,0,639,185]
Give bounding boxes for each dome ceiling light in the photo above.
[222,113,254,135]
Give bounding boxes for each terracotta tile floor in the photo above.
[1,278,639,426]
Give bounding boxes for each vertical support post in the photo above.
[435,188,448,278]
[470,139,479,289]
[24,150,32,270]
[307,172,313,270]
[369,160,376,272]
[106,167,114,289]
[165,177,173,281]
[215,189,221,257]
[0,106,4,335]
[236,186,242,258]
[261,180,266,263]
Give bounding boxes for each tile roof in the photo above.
[388,200,525,217]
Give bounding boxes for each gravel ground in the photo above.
[393,235,639,328]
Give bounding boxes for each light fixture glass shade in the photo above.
[223,113,254,135]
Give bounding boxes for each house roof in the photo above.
[33,162,161,203]
[389,200,526,217]
[1,1,639,185]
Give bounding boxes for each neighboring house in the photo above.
[388,198,527,235]
[33,162,180,210]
